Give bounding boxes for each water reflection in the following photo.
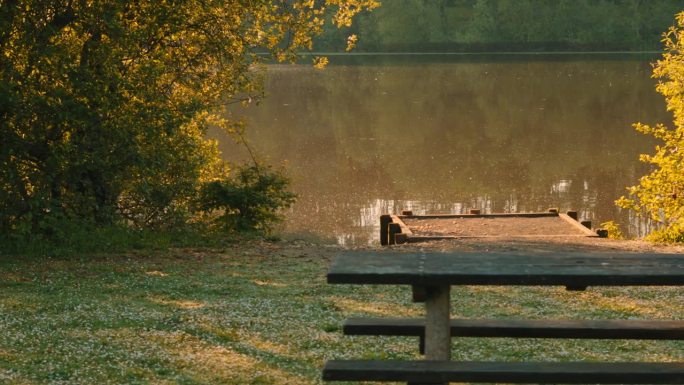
[213,55,669,245]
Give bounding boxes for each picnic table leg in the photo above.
[425,285,451,360]
[410,285,451,385]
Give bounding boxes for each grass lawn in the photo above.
[0,240,682,384]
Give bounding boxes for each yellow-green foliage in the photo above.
[616,12,684,242]
[600,221,625,240]
[646,223,684,243]
[0,1,378,237]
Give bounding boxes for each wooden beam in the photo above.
[559,213,598,236]
[343,317,684,340]
[323,360,684,383]
[400,212,558,219]
[406,235,597,243]
[388,223,401,246]
[390,215,413,236]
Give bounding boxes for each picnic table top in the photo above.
[327,251,684,286]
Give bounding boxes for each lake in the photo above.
[213,54,670,245]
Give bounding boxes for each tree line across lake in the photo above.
[316,0,684,52]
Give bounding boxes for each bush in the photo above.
[197,164,297,233]
[646,224,684,243]
[616,11,684,242]
[599,221,625,240]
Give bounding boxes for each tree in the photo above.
[0,0,378,237]
[616,11,684,242]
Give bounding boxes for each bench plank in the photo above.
[323,360,684,383]
[327,252,684,286]
[343,317,684,340]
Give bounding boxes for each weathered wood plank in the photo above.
[391,215,413,236]
[327,252,684,286]
[559,213,598,236]
[388,223,401,245]
[399,212,559,219]
[343,317,684,340]
[322,360,684,383]
[406,235,596,242]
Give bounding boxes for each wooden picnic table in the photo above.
[323,251,684,384]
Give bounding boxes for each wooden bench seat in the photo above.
[322,360,684,383]
[344,317,684,340]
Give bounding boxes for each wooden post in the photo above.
[380,215,391,246]
[420,285,451,385]
[394,233,409,244]
[469,209,480,215]
[425,285,451,359]
[401,210,413,216]
[388,223,401,245]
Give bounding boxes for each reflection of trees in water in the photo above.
[216,58,668,243]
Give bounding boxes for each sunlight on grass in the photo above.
[252,279,288,287]
[145,270,169,277]
[195,322,241,342]
[0,348,13,360]
[549,289,683,319]
[243,334,298,358]
[147,296,206,309]
[0,245,681,384]
[578,294,667,317]
[0,371,33,385]
[0,273,28,282]
[91,328,305,384]
[326,296,423,317]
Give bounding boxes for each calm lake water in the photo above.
[214,54,670,245]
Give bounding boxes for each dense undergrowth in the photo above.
[0,162,295,258]
[0,224,249,258]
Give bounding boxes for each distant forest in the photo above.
[315,0,684,52]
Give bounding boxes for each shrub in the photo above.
[616,11,684,242]
[599,221,625,240]
[197,164,297,233]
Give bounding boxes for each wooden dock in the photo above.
[380,209,602,245]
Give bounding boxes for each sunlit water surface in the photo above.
[213,54,669,245]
